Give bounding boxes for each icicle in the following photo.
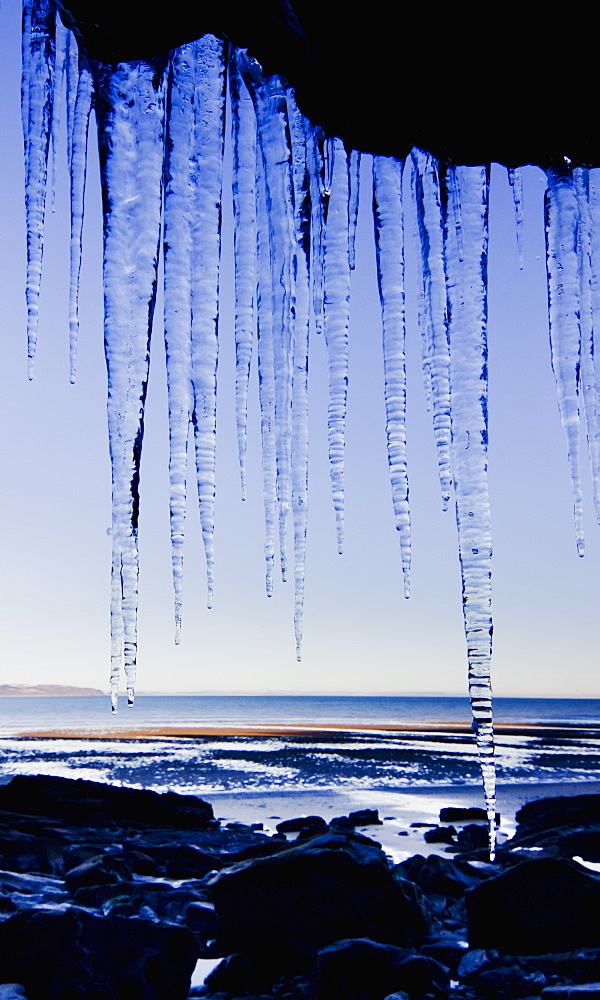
[287,94,311,659]
[308,127,326,336]
[574,168,599,523]
[22,0,56,378]
[243,59,296,582]
[323,138,351,554]
[229,49,258,501]
[68,61,93,383]
[50,12,67,213]
[588,169,600,521]
[411,149,452,510]
[94,56,167,707]
[164,37,226,629]
[348,149,361,270]
[508,166,525,269]
[372,155,411,597]
[64,29,79,168]
[545,166,585,556]
[256,152,277,597]
[443,165,496,859]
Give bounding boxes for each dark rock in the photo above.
[349,809,383,827]
[457,948,500,980]
[396,853,489,899]
[0,907,198,1000]
[329,815,355,832]
[0,833,65,877]
[542,986,600,998]
[474,964,548,998]
[455,824,489,850]
[440,807,500,825]
[185,900,219,938]
[64,852,132,891]
[316,938,449,1000]
[423,826,457,845]
[525,948,600,984]
[421,936,469,973]
[209,834,428,974]
[276,816,328,835]
[515,796,600,839]
[205,953,261,995]
[466,858,600,954]
[122,848,159,876]
[165,844,224,878]
[0,773,215,830]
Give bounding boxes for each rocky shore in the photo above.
[1,775,600,999]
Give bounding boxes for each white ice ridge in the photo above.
[21,0,600,840]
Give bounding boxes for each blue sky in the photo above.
[1,0,598,697]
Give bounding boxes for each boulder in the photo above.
[0,907,198,1000]
[515,796,600,839]
[0,774,215,830]
[440,807,500,825]
[164,844,224,878]
[209,834,428,974]
[276,816,328,835]
[316,938,449,1000]
[348,809,383,827]
[64,853,132,891]
[466,858,600,954]
[423,826,456,845]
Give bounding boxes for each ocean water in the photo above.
[1,695,599,797]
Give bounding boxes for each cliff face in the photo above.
[0,685,103,696]
[57,0,600,168]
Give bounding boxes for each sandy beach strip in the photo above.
[12,721,600,739]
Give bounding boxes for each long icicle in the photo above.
[288,94,310,659]
[68,60,93,382]
[443,164,496,859]
[546,166,585,556]
[373,155,411,597]
[22,0,56,378]
[411,148,452,510]
[229,49,258,501]
[588,168,600,521]
[244,59,296,582]
[574,168,599,523]
[189,36,227,613]
[94,56,167,709]
[323,137,351,554]
[164,44,196,642]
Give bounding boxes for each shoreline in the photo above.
[10,721,600,739]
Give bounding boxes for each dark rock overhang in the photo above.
[56,1,599,168]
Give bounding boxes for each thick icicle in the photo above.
[323,137,351,554]
[348,149,361,271]
[574,168,599,523]
[164,37,226,628]
[256,151,277,597]
[163,45,196,642]
[22,0,56,378]
[68,61,93,382]
[545,167,585,556]
[308,129,326,336]
[508,166,525,269]
[288,94,310,659]
[50,13,67,212]
[244,59,296,581]
[229,49,258,500]
[94,56,167,708]
[587,169,600,520]
[411,149,452,510]
[373,155,411,597]
[443,165,496,859]
[189,37,226,612]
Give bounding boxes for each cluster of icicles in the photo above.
[21,0,600,857]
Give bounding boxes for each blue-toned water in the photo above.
[1,696,599,798]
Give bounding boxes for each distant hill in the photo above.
[0,684,104,697]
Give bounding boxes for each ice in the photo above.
[229,50,258,500]
[348,149,361,271]
[68,61,93,382]
[164,37,226,629]
[372,155,411,597]
[244,60,296,582]
[21,0,57,378]
[442,164,496,857]
[508,166,525,269]
[323,138,351,554]
[411,149,452,509]
[93,56,168,708]
[545,166,585,556]
[588,169,600,520]
[287,96,311,659]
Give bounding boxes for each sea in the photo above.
[1,695,599,798]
